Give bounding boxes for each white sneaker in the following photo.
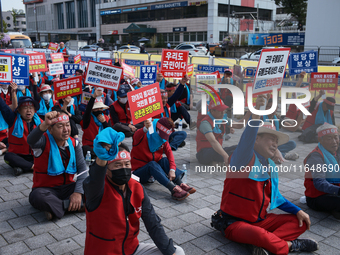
[284,152,299,160]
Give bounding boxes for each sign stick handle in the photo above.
[148,118,154,134]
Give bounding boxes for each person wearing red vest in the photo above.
[110,84,143,137]
[220,69,234,108]
[304,123,340,219]
[83,128,185,255]
[81,88,111,159]
[131,117,196,201]
[27,111,87,220]
[57,42,69,62]
[211,95,318,255]
[0,84,12,105]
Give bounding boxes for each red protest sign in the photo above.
[187,64,194,77]
[74,54,81,64]
[128,82,163,125]
[54,76,83,100]
[310,72,338,91]
[26,52,48,73]
[160,49,189,78]
[100,59,112,65]
[51,53,64,63]
[48,42,58,51]
[122,62,135,78]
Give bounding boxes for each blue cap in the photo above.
[16,96,39,111]
[117,84,130,97]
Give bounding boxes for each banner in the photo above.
[48,42,58,51]
[69,55,93,63]
[197,65,228,73]
[63,64,80,78]
[248,33,305,46]
[27,52,48,73]
[160,49,189,78]
[121,62,135,78]
[81,92,92,105]
[0,55,12,83]
[253,48,290,94]
[54,76,83,100]
[127,82,163,124]
[196,74,217,93]
[74,54,81,64]
[288,50,318,75]
[100,59,112,65]
[125,60,145,66]
[310,72,338,91]
[0,53,29,86]
[48,63,64,75]
[51,53,64,63]
[84,60,123,91]
[140,65,157,85]
[187,64,194,77]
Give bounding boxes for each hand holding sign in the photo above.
[92,87,103,98]
[179,74,189,85]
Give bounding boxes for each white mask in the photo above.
[67,98,74,107]
[18,85,26,91]
[1,85,8,94]
[119,97,128,104]
[43,93,52,101]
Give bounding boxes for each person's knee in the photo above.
[288,140,296,149]
[174,246,185,255]
[29,189,50,206]
[147,161,162,171]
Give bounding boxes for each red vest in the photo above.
[304,146,340,198]
[81,115,110,147]
[302,102,333,130]
[0,130,7,142]
[196,114,226,153]
[0,92,11,105]
[154,103,171,119]
[110,101,131,125]
[58,47,69,62]
[286,104,300,120]
[85,178,144,255]
[220,154,272,223]
[8,117,39,155]
[32,134,76,189]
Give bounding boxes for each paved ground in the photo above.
[1,110,340,255]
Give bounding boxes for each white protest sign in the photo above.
[84,60,123,91]
[48,62,64,75]
[253,48,290,95]
[0,55,12,82]
[196,74,217,93]
[81,92,93,105]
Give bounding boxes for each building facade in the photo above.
[2,11,26,33]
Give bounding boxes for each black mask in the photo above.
[93,110,103,117]
[109,168,131,185]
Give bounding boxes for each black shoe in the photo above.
[182,123,188,129]
[290,239,318,252]
[178,141,186,148]
[331,210,340,219]
[13,167,23,176]
[252,246,270,255]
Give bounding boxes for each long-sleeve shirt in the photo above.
[83,162,176,255]
[109,101,129,126]
[0,96,17,128]
[82,97,111,130]
[167,83,185,107]
[309,98,335,125]
[27,126,87,194]
[52,104,82,124]
[230,118,301,215]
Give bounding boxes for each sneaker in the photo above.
[182,123,188,129]
[178,141,186,148]
[180,183,196,194]
[147,176,155,183]
[45,211,53,221]
[252,246,270,255]
[13,167,23,176]
[190,121,197,130]
[290,239,319,252]
[225,134,231,141]
[171,186,189,201]
[284,152,299,160]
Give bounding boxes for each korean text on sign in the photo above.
[160,49,189,78]
[51,53,64,63]
[127,82,164,125]
[81,92,92,105]
[74,54,81,64]
[253,48,290,94]
[0,53,29,85]
[99,59,112,65]
[48,63,64,75]
[26,52,48,73]
[288,50,318,75]
[84,61,123,91]
[122,62,135,78]
[0,55,12,83]
[63,64,80,78]
[54,76,83,100]
[140,65,157,85]
[48,42,58,51]
[196,74,217,93]
[310,72,338,91]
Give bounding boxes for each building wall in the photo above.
[2,11,26,32]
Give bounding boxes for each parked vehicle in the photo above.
[33,41,48,48]
[4,33,32,48]
[174,43,207,56]
[332,57,340,66]
[65,40,87,51]
[79,45,104,51]
[117,45,141,53]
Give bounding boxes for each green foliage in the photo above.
[275,0,307,25]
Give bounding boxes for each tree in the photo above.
[275,0,307,27]
[11,8,19,31]
[2,20,8,33]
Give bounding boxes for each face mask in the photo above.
[43,93,52,101]
[67,98,74,107]
[93,110,103,117]
[1,86,8,94]
[109,168,131,185]
[119,97,128,104]
[18,85,26,91]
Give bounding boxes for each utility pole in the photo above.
[257,4,259,31]
[34,3,39,41]
[0,0,3,33]
[227,0,230,35]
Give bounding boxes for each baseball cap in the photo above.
[16,96,39,111]
[156,118,174,140]
[117,84,130,97]
[224,69,232,75]
[209,98,228,112]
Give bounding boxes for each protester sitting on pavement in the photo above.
[52,96,82,139]
[28,110,87,220]
[304,123,340,219]
[110,84,143,137]
[83,128,185,255]
[156,72,168,90]
[34,85,56,121]
[211,94,318,255]
[131,118,196,201]
[81,88,111,159]
[299,90,335,143]
[177,81,192,110]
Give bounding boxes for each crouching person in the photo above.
[27,110,87,220]
[83,128,185,255]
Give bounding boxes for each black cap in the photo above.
[16,96,39,111]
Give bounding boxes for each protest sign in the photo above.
[245,83,261,107]
[0,53,29,86]
[310,72,338,91]
[196,74,218,93]
[253,48,290,94]
[74,54,81,64]
[26,52,48,73]
[127,82,163,124]
[160,49,189,78]
[48,63,64,75]
[84,60,123,91]
[140,65,157,85]
[48,42,58,51]
[211,71,221,83]
[54,76,83,100]
[121,62,135,78]
[187,64,194,77]
[0,55,12,83]
[51,53,64,63]
[63,64,80,78]
[289,50,318,75]
[100,59,112,65]
[81,92,92,105]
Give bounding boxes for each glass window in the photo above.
[197,32,203,41]
[168,33,173,42]
[66,2,75,29]
[190,32,196,42]
[78,0,88,28]
[90,0,98,27]
[174,33,180,43]
[184,32,189,42]
[56,3,64,29]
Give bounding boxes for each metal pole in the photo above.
[257,4,259,30]
[227,0,230,35]
[34,3,39,41]
[0,0,3,33]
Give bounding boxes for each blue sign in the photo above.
[248,33,305,46]
[0,53,29,86]
[245,68,256,77]
[100,9,121,16]
[288,50,318,75]
[197,65,228,73]
[69,55,94,63]
[125,60,145,66]
[63,64,80,78]
[282,81,310,87]
[151,1,187,10]
[140,65,157,85]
